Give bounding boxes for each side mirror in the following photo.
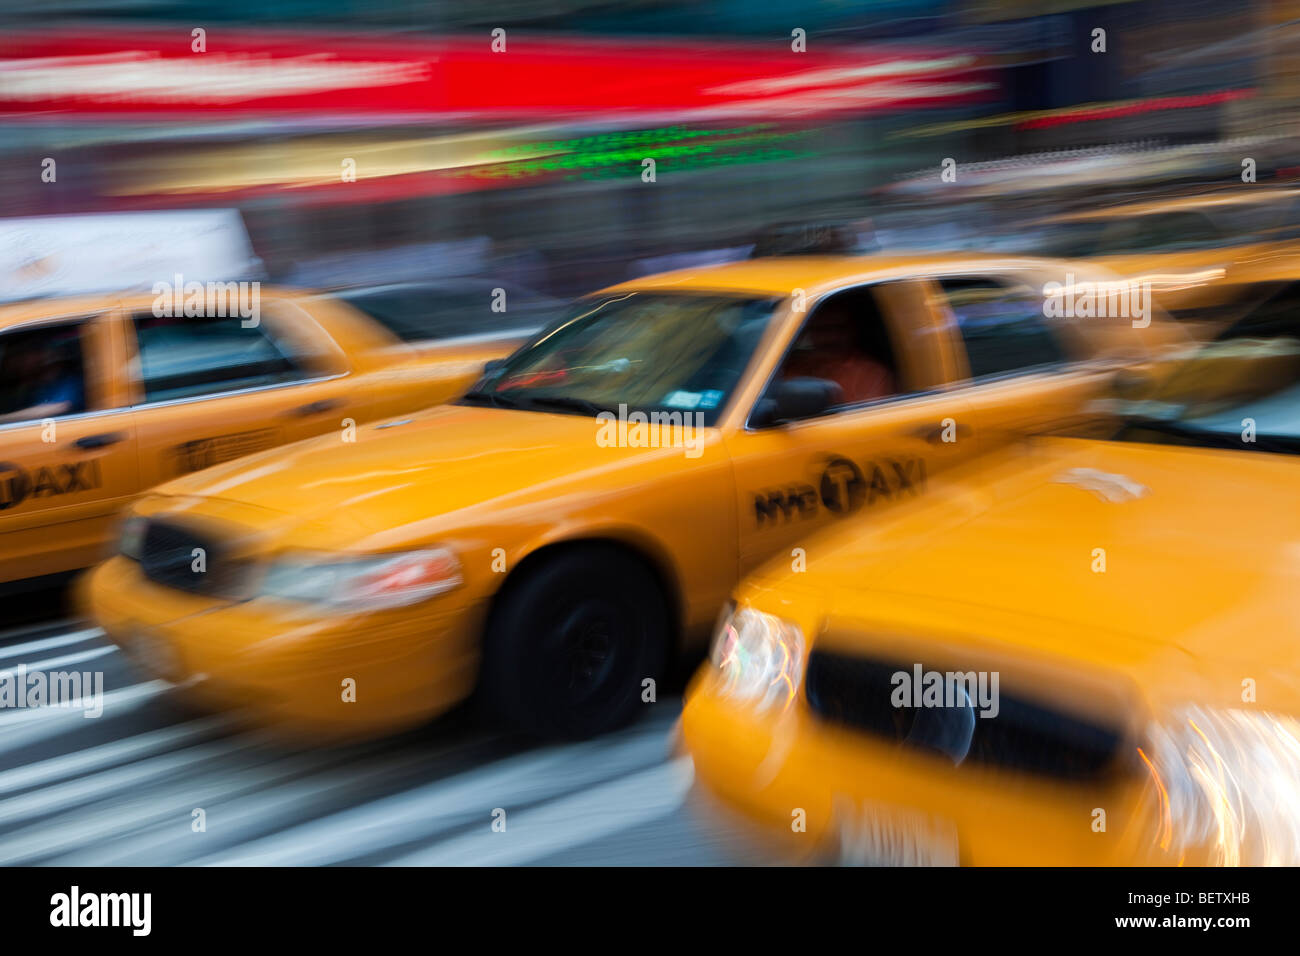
[482,358,507,375]
[751,377,842,427]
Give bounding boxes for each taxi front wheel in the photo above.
[478,545,669,739]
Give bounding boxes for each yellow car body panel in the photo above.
[682,432,1300,865]
[0,289,525,585]
[82,254,1190,735]
[87,551,487,735]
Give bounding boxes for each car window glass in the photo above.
[473,293,775,426]
[0,321,89,424]
[1107,283,1300,452]
[130,312,309,403]
[773,287,903,413]
[1038,220,1111,258]
[1130,212,1222,251]
[937,278,1068,379]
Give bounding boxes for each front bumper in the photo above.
[681,671,1173,866]
[86,556,484,737]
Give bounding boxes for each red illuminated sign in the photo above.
[0,29,995,122]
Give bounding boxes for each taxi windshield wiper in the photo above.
[459,389,522,410]
[458,390,610,416]
[511,394,610,417]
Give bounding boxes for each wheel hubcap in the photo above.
[551,599,625,703]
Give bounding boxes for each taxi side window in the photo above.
[1132,211,1222,251]
[130,313,310,403]
[775,287,902,410]
[0,321,89,426]
[937,278,1067,380]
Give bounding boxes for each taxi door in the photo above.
[124,300,356,490]
[920,275,1115,457]
[725,281,973,578]
[0,308,138,583]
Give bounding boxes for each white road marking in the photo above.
[0,735,333,864]
[0,716,234,797]
[48,773,344,867]
[0,645,700,866]
[0,628,102,663]
[53,736,489,866]
[0,679,172,730]
[199,714,678,867]
[0,619,77,644]
[386,756,695,866]
[199,747,598,866]
[0,736,268,832]
[16,644,115,673]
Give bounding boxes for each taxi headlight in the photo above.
[119,516,148,561]
[708,604,804,712]
[260,548,462,611]
[1141,706,1300,866]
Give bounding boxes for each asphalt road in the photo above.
[0,602,771,866]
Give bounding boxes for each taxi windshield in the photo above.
[460,292,777,426]
[1109,283,1300,455]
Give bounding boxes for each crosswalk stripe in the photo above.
[385,756,695,866]
[0,734,277,835]
[54,737,489,866]
[14,644,115,673]
[0,619,77,645]
[199,715,677,867]
[0,679,172,729]
[0,744,337,865]
[0,716,234,797]
[0,628,103,664]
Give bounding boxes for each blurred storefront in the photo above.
[0,1,1294,292]
[0,26,995,289]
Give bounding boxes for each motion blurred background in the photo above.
[2,0,1298,303]
[3,1,1300,871]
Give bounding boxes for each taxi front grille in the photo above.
[804,650,1127,781]
[138,519,248,599]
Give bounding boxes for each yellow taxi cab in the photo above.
[84,254,1187,739]
[681,279,1300,865]
[1023,187,1300,326]
[0,288,526,588]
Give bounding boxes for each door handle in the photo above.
[74,432,126,450]
[909,422,972,445]
[286,398,343,417]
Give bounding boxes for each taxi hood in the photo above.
[150,403,714,543]
[760,436,1300,693]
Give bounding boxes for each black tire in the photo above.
[479,545,669,739]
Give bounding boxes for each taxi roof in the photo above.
[1033,187,1299,225]
[1,252,1111,329]
[599,252,1076,298]
[0,285,311,333]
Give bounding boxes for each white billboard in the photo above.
[0,208,263,302]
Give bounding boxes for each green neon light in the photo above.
[455,126,817,181]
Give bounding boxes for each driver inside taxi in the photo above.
[782,300,896,405]
[0,341,86,425]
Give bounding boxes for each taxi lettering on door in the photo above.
[752,454,926,527]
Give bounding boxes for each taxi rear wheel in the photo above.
[479,545,668,739]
